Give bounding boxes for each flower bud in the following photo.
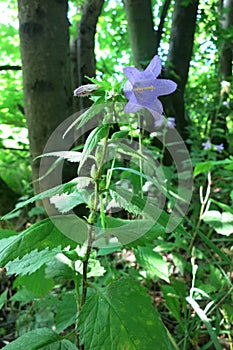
[74,84,99,97]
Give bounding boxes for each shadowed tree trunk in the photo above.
[124,0,157,69]
[75,0,104,111]
[211,0,233,149]
[220,0,233,78]
[18,0,72,194]
[166,0,199,140]
[0,178,18,217]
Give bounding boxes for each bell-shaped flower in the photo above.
[123,55,177,121]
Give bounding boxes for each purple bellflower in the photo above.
[215,143,224,153]
[167,117,176,129]
[202,140,212,150]
[123,55,177,122]
[202,140,224,153]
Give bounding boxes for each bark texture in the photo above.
[211,0,233,148]
[166,0,199,140]
[220,0,233,78]
[76,0,104,111]
[18,0,72,193]
[124,0,157,69]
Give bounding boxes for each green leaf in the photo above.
[1,327,78,350]
[15,266,54,297]
[203,210,233,236]
[110,142,148,161]
[78,277,175,350]
[1,178,79,220]
[79,124,109,171]
[135,246,170,282]
[109,188,142,216]
[45,259,75,281]
[63,103,105,137]
[100,216,165,247]
[0,218,77,266]
[55,292,77,333]
[36,151,82,163]
[10,288,35,305]
[194,159,231,177]
[6,247,61,276]
[50,190,89,213]
[0,290,8,309]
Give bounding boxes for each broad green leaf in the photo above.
[203,210,233,236]
[100,216,165,247]
[109,188,142,216]
[1,178,79,220]
[194,159,231,177]
[55,292,77,333]
[15,266,54,297]
[0,229,18,239]
[52,215,88,243]
[50,190,89,213]
[78,277,175,350]
[6,247,61,276]
[78,124,109,171]
[45,259,75,281]
[1,327,78,350]
[10,288,35,305]
[94,217,159,247]
[135,246,170,282]
[109,186,165,220]
[0,218,76,266]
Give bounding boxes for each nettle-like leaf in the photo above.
[14,266,54,297]
[1,178,79,220]
[78,277,175,350]
[6,247,61,276]
[50,189,90,213]
[109,188,142,216]
[55,292,77,333]
[109,186,164,220]
[1,327,78,350]
[203,210,233,236]
[0,218,77,267]
[78,124,109,171]
[134,246,170,282]
[36,151,82,163]
[97,214,169,248]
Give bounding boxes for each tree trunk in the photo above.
[0,178,18,216]
[18,0,72,193]
[76,0,104,111]
[124,0,157,69]
[166,0,199,140]
[220,0,233,78]
[211,0,233,149]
